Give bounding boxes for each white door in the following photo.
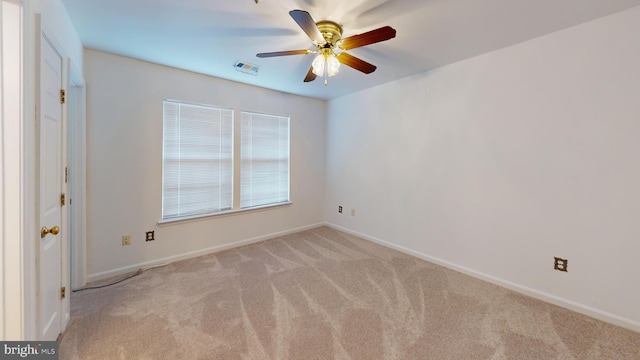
[39,33,64,341]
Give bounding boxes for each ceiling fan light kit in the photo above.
[256,10,396,85]
[312,50,340,85]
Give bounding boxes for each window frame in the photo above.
[159,102,292,225]
[240,110,291,210]
[161,99,234,222]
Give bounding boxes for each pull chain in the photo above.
[324,59,328,85]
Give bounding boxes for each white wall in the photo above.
[326,6,640,331]
[84,49,326,280]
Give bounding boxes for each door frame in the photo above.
[4,1,86,340]
[67,61,86,291]
[1,0,25,340]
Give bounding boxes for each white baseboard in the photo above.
[326,223,640,334]
[86,223,325,283]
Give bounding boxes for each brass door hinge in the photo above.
[61,287,66,299]
[60,89,66,104]
[60,193,65,206]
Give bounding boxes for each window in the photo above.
[162,100,233,220]
[241,111,290,208]
[161,102,290,222]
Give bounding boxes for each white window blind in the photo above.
[241,111,290,209]
[162,100,233,220]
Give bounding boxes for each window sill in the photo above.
[157,202,292,227]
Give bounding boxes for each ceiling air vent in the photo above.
[234,61,259,76]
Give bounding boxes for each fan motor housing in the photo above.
[316,20,343,44]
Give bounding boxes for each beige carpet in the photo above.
[59,226,640,359]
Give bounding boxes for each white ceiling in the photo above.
[62,0,640,100]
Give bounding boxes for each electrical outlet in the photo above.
[145,231,155,242]
[122,235,131,246]
[338,206,343,213]
[351,208,356,216]
[554,257,568,272]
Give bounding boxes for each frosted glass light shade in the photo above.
[326,55,339,77]
[312,53,340,77]
[311,54,325,76]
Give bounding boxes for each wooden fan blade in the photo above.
[256,49,311,58]
[336,52,377,74]
[303,66,317,82]
[338,26,396,50]
[289,10,325,44]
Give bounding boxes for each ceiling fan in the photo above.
[257,10,396,85]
